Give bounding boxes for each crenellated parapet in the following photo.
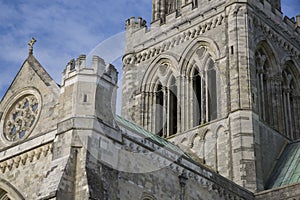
[125,17,147,31]
[125,0,300,63]
[249,0,300,33]
[247,1,300,60]
[62,54,118,87]
[60,54,118,127]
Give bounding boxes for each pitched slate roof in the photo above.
[115,115,192,159]
[267,140,300,189]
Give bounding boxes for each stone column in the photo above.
[177,76,182,133]
[283,89,289,136]
[287,90,293,138]
[188,77,193,129]
[163,86,168,137]
[200,74,205,124]
[291,95,298,139]
[149,92,154,133]
[277,80,285,133]
[152,0,160,21]
[141,92,146,127]
[180,75,186,131]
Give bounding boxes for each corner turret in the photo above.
[60,55,118,127]
[125,17,147,31]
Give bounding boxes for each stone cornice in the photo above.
[123,13,225,65]
[251,11,300,60]
[0,143,52,173]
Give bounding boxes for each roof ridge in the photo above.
[115,115,192,159]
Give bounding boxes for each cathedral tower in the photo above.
[122,0,300,192]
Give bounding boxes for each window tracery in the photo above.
[3,94,40,142]
[282,65,300,139]
[255,45,300,139]
[189,48,218,128]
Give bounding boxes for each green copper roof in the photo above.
[267,141,300,189]
[115,115,191,159]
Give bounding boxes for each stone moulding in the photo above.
[0,87,42,147]
[0,143,52,173]
[252,15,300,59]
[123,14,225,65]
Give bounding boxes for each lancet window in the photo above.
[282,64,300,139]
[255,45,300,139]
[143,62,178,138]
[188,47,219,130]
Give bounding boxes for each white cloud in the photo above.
[0,0,296,108]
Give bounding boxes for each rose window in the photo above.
[3,94,40,142]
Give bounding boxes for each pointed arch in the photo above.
[141,53,180,92]
[204,130,217,170]
[178,38,221,130]
[282,60,300,139]
[255,40,282,131]
[141,192,157,200]
[179,37,221,73]
[0,179,24,200]
[140,54,179,137]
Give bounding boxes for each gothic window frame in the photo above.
[254,43,281,130]
[141,57,179,138]
[0,179,24,200]
[141,192,157,200]
[0,88,42,146]
[187,46,220,128]
[282,61,300,139]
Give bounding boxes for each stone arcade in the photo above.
[0,0,300,199]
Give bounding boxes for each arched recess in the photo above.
[141,192,157,200]
[216,125,230,178]
[255,41,282,132]
[282,60,300,139]
[179,38,221,131]
[204,130,217,170]
[191,134,204,159]
[0,179,24,200]
[140,55,180,137]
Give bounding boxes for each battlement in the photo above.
[125,0,300,55]
[125,17,147,31]
[62,54,118,86]
[296,15,300,28]
[251,0,300,30]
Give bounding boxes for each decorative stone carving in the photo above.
[3,94,40,142]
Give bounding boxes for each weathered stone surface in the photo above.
[0,0,300,199]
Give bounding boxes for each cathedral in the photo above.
[0,0,299,199]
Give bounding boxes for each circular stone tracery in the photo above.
[3,94,40,142]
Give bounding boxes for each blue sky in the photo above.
[0,0,299,111]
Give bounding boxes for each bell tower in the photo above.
[122,0,300,192]
[152,0,184,22]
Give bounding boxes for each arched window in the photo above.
[255,46,281,131]
[141,192,157,200]
[282,64,300,140]
[154,77,178,137]
[188,47,219,130]
[0,188,10,200]
[0,179,24,200]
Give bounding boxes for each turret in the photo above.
[268,0,281,11]
[297,15,300,27]
[60,55,118,127]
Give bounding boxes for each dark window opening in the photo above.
[156,84,164,137]
[193,69,202,126]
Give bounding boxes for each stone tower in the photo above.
[122,0,300,192]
